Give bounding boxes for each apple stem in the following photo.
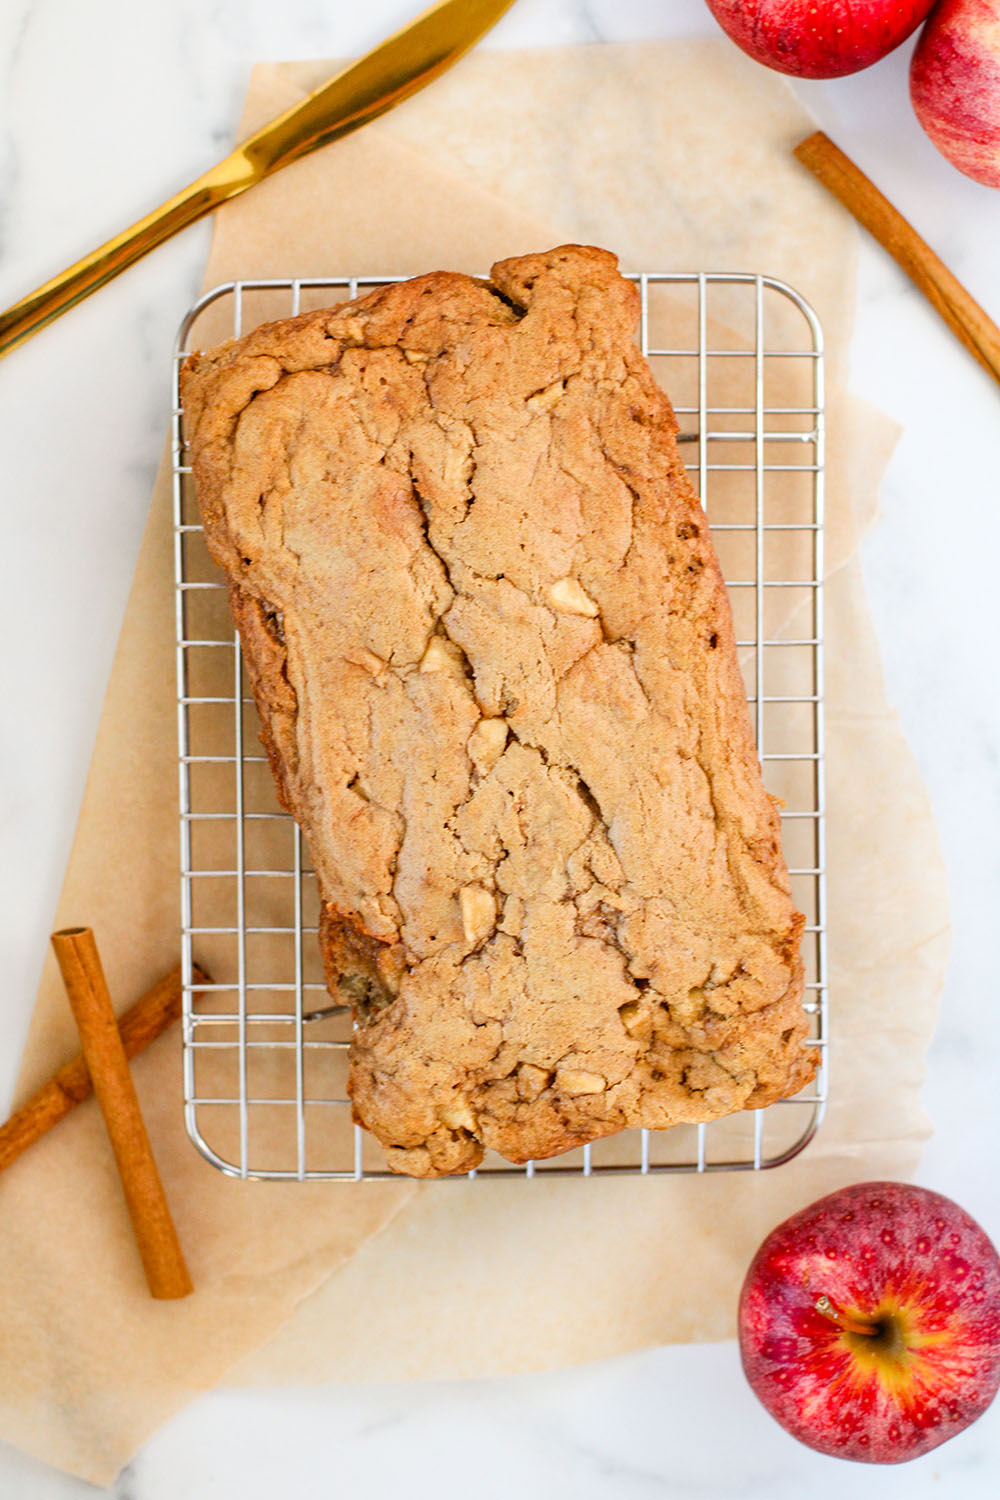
[814,1294,881,1338]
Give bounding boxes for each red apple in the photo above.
[739,1182,1000,1463]
[911,0,1000,187]
[704,0,936,78]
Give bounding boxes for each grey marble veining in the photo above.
[1,1,999,1495]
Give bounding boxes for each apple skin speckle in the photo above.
[738,1181,1000,1464]
[911,0,1000,188]
[704,0,936,80]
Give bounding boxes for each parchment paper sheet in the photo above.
[0,42,948,1483]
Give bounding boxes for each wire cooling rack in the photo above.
[172,271,827,1181]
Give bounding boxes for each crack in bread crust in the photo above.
[181,245,815,1179]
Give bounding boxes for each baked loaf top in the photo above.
[182,245,814,1177]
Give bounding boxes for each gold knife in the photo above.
[0,0,516,360]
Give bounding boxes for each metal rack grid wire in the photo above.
[172,270,827,1181]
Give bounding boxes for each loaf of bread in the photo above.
[181,245,814,1177]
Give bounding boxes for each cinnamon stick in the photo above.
[794,130,1000,388]
[50,928,194,1300]
[0,961,207,1174]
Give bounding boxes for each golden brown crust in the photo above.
[226,582,298,813]
[181,245,814,1178]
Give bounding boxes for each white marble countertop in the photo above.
[2,0,999,1494]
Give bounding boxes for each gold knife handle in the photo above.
[0,1,516,361]
[0,156,255,360]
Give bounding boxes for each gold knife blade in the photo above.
[0,0,516,360]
